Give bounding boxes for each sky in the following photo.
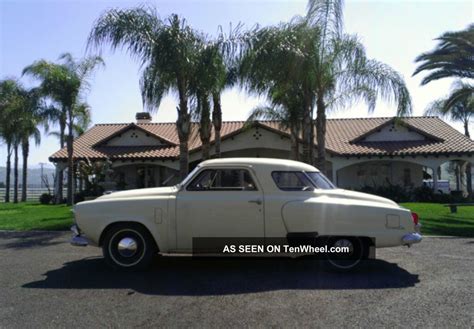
[0,0,473,167]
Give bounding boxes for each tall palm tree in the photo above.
[23,54,103,205]
[0,79,22,203]
[414,24,474,85]
[19,89,43,202]
[190,41,227,160]
[239,21,317,163]
[414,25,474,196]
[306,0,412,173]
[88,7,201,180]
[425,81,474,194]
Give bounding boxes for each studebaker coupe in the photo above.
[71,158,421,270]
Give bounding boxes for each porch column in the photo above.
[432,166,439,192]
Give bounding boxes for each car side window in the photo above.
[271,171,314,191]
[187,169,257,191]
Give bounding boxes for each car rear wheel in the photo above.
[324,236,364,271]
[102,223,157,271]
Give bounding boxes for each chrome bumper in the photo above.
[402,232,422,245]
[70,225,88,247]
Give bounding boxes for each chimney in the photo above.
[136,112,152,124]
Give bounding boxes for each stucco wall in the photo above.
[106,129,168,147]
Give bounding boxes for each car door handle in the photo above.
[248,199,262,205]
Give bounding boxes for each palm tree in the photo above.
[88,7,201,180]
[425,80,474,194]
[238,21,317,163]
[0,79,22,203]
[414,25,474,196]
[19,89,43,202]
[414,24,474,85]
[23,54,103,205]
[190,41,227,159]
[306,0,412,173]
[46,102,92,140]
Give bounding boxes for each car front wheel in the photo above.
[102,223,157,271]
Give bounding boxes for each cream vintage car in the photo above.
[71,158,422,270]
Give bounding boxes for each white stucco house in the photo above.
[49,113,474,193]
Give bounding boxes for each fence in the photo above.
[0,188,66,202]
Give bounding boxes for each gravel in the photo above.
[0,232,473,328]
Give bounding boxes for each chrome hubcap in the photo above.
[117,237,138,257]
[334,239,354,254]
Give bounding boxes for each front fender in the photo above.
[74,197,171,251]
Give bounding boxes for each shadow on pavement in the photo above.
[23,256,419,295]
[0,231,65,250]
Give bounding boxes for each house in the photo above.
[49,113,474,192]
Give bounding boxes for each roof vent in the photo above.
[136,112,152,124]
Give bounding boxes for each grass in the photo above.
[400,203,474,237]
[0,202,472,237]
[0,202,73,231]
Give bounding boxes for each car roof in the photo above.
[199,158,319,172]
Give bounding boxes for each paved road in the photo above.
[0,232,473,328]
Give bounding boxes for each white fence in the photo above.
[0,188,66,202]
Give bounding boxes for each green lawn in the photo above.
[400,203,474,237]
[0,202,473,236]
[0,203,73,231]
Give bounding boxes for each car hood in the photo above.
[320,189,399,208]
[96,186,178,200]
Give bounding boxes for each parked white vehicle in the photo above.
[71,158,421,270]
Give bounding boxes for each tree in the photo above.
[88,7,201,180]
[425,80,474,194]
[238,21,318,163]
[414,24,474,85]
[190,41,227,159]
[18,89,43,202]
[0,79,22,203]
[414,24,474,195]
[306,0,411,173]
[23,54,103,205]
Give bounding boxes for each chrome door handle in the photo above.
[248,199,262,205]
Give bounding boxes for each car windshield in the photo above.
[305,172,336,190]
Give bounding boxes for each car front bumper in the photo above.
[70,224,88,247]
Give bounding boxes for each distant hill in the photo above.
[0,166,56,188]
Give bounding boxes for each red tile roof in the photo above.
[49,116,474,161]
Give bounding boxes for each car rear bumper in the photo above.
[402,232,422,245]
[70,224,88,247]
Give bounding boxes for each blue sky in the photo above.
[0,0,472,167]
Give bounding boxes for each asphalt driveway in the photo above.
[0,232,473,328]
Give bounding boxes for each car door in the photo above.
[176,167,264,251]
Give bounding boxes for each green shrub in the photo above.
[39,193,53,205]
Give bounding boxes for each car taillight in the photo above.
[411,212,419,225]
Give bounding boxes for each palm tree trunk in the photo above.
[212,93,222,158]
[301,107,312,164]
[290,123,299,160]
[464,120,472,196]
[199,95,212,160]
[13,144,19,203]
[21,139,29,202]
[176,96,191,181]
[316,96,327,174]
[5,142,12,203]
[66,114,75,206]
[55,119,66,204]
